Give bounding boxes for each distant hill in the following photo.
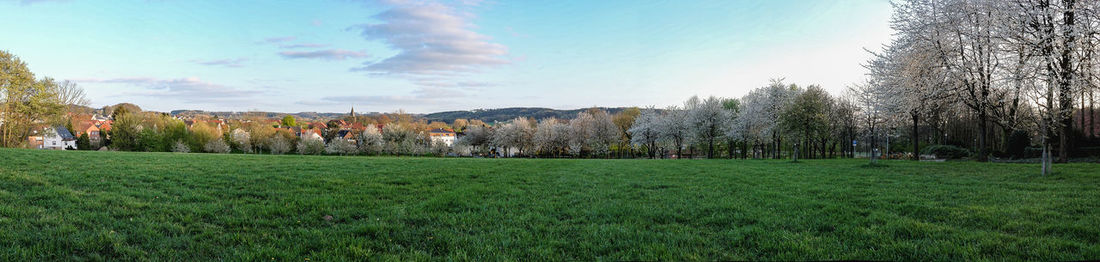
[424,107,634,124]
[165,107,637,123]
[169,110,381,120]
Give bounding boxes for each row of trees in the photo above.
[447,82,865,161]
[458,109,625,158]
[625,82,861,161]
[97,110,458,157]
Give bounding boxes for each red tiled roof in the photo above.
[99,121,113,132]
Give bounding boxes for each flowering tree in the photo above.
[534,118,571,157]
[686,95,733,158]
[629,108,663,159]
[657,106,690,159]
[230,128,252,153]
[358,126,384,155]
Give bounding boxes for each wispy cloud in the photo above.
[350,1,508,76]
[259,36,297,44]
[298,95,430,107]
[278,49,369,60]
[411,78,493,88]
[190,58,247,68]
[297,86,467,107]
[278,43,330,49]
[74,77,261,104]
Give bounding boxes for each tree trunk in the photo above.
[977,110,989,162]
[1058,0,1076,163]
[708,137,715,159]
[1041,140,1050,176]
[1091,90,1096,138]
[743,140,749,159]
[912,113,920,161]
[820,138,827,159]
[726,139,734,159]
[775,135,782,159]
[676,139,683,160]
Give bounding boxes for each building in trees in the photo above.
[41,126,77,150]
[429,128,457,146]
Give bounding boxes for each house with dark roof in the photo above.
[42,126,77,150]
[335,130,357,144]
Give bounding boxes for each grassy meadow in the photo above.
[0,148,1098,260]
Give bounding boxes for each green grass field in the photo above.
[1,148,1098,261]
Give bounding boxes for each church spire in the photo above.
[350,107,357,123]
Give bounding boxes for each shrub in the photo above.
[76,133,91,150]
[1024,147,1045,158]
[297,138,325,155]
[325,138,358,156]
[138,128,164,152]
[203,138,231,153]
[921,145,971,159]
[172,140,191,153]
[1006,130,1030,159]
[231,128,252,153]
[430,140,451,157]
[452,144,472,157]
[358,128,384,155]
[268,136,292,155]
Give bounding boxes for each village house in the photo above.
[99,121,112,136]
[429,128,457,146]
[300,128,323,141]
[336,130,357,144]
[26,135,44,149]
[84,124,101,145]
[41,126,77,150]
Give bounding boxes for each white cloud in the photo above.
[74,77,261,104]
[350,1,508,76]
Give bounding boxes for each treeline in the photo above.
[94,109,465,157]
[484,82,865,160]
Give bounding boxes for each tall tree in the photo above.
[658,106,690,159]
[721,98,742,159]
[629,108,663,159]
[686,96,732,159]
[780,85,832,159]
[281,115,297,127]
[612,107,641,158]
[1,51,87,148]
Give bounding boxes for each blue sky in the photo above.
[1,0,894,113]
